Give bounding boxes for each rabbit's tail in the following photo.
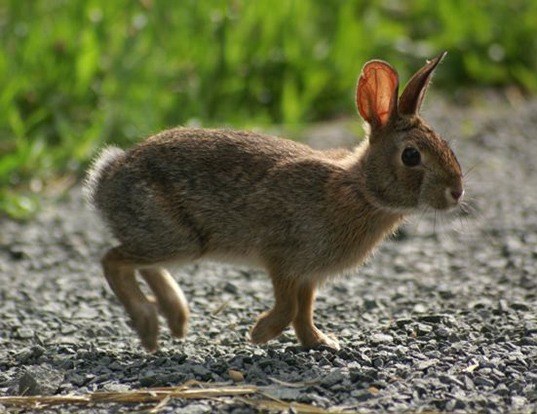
[83,146,125,209]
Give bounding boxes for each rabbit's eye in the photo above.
[402,147,421,167]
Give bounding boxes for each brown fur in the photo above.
[85,52,463,351]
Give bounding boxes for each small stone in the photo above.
[446,398,466,411]
[395,318,412,328]
[438,289,455,300]
[191,365,211,378]
[69,373,86,387]
[228,369,244,382]
[179,402,212,414]
[519,337,537,346]
[364,298,379,310]
[16,328,34,339]
[18,346,45,364]
[511,396,527,409]
[416,360,437,370]
[18,366,64,396]
[413,304,427,313]
[9,247,26,261]
[370,333,394,344]
[497,299,510,313]
[418,314,443,323]
[223,282,239,294]
[139,372,158,387]
[350,389,373,401]
[72,305,100,319]
[463,375,475,390]
[464,360,480,373]
[438,374,465,388]
[264,386,301,400]
[416,323,433,335]
[372,358,384,368]
[510,302,530,311]
[320,370,345,388]
[306,393,332,407]
[367,386,380,395]
[101,383,130,392]
[495,383,509,396]
[474,377,495,387]
[435,326,450,338]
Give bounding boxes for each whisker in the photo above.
[438,196,483,240]
[460,197,481,218]
[413,205,431,233]
[462,162,482,179]
[458,202,470,217]
[454,208,470,234]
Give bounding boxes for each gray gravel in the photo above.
[1,97,536,413]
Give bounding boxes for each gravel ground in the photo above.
[1,97,536,413]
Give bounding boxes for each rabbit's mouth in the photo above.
[421,192,464,211]
[418,174,464,211]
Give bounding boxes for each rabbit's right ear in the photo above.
[398,52,446,115]
[356,60,399,131]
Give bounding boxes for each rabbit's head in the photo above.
[356,52,463,213]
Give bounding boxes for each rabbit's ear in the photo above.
[399,51,446,115]
[357,60,399,130]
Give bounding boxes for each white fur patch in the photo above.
[83,146,124,206]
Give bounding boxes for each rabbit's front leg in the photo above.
[293,281,340,350]
[102,247,159,352]
[250,274,298,344]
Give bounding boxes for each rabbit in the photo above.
[85,51,463,352]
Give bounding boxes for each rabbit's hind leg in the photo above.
[250,275,298,344]
[101,247,159,352]
[292,281,340,350]
[139,267,190,339]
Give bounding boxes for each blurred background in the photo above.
[1,0,536,218]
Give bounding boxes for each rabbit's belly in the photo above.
[202,250,265,268]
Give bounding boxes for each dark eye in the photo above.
[401,147,421,167]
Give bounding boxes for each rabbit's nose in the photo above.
[450,189,464,201]
[446,183,464,204]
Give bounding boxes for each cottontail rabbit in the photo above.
[85,52,463,352]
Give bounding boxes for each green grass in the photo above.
[1,0,536,218]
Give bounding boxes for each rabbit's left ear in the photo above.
[398,51,447,115]
[356,60,399,129]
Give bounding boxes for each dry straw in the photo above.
[0,380,359,413]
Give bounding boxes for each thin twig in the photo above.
[0,384,259,408]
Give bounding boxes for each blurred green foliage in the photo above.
[1,0,536,217]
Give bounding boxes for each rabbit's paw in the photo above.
[297,327,340,350]
[167,315,188,339]
[305,332,340,350]
[157,299,189,339]
[250,311,290,344]
[129,303,159,352]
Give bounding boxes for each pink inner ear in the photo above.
[375,78,395,124]
[357,61,399,128]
